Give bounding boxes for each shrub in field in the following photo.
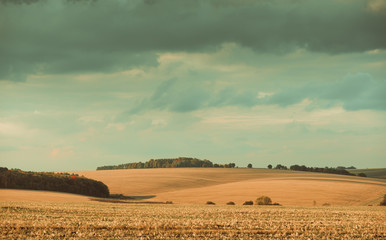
[165,201,173,204]
[380,194,386,206]
[206,201,216,205]
[255,196,272,205]
[357,173,367,177]
[322,203,331,206]
[227,201,235,205]
[243,201,253,205]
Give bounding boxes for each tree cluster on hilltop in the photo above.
[0,167,109,198]
[97,157,236,170]
[266,164,361,176]
[289,165,356,176]
[336,166,356,170]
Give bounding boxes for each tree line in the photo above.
[289,165,356,176]
[0,167,110,198]
[97,157,236,170]
[267,164,366,177]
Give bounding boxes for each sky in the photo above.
[0,0,385,171]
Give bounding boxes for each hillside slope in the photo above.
[73,168,386,206]
[347,168,386,179]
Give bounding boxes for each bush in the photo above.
[380,194,386,206]
[357,173,367,177]
[322,203,331,206]
[226,201,235,205]
[206,201,216,205]
[165,201,173,204]
[243,201,253,205]
[255,196,272,205]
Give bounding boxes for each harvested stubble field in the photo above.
[1,201,385,239]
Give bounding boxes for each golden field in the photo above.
[71,168,386,206]
[1,168,385,239]
[1,201,385,239]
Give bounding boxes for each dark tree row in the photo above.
[97,157,236,170]
[267,164,367,177]
[336,166,356,170]
[0,167,109,198]
[289,165,357,176]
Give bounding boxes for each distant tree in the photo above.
[97,157,220,170]
[0,167,8,188]
[274,164,287,170]
[267,164,272,169]
[247,163,252,168]
[289,164,355,176]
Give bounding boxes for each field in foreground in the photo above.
[1,201,385,239]
[72,168,386,206]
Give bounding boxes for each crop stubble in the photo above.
[1,202,385,239]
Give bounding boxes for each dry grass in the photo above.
[71,168,386,206]
[1,201,385,239]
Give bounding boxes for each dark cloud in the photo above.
[1,0,385,80]
[208,87,260,108]
[0,0,96,4]
[0,0,39,4]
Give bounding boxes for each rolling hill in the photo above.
[347,168,386,179]
[70,168,386,206]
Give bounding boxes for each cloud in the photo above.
[0,0,96,4]
[366,0,386,14]
[50,148,61,158]
[1,0,385,81]
[106,122,129,131]
[0,146,18,152]
[267,73,386,111]
[0,0,39,4]
[129,78,211,114]
[126,72,385,114]
[50,146,74,159]
[0,121,36,136]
